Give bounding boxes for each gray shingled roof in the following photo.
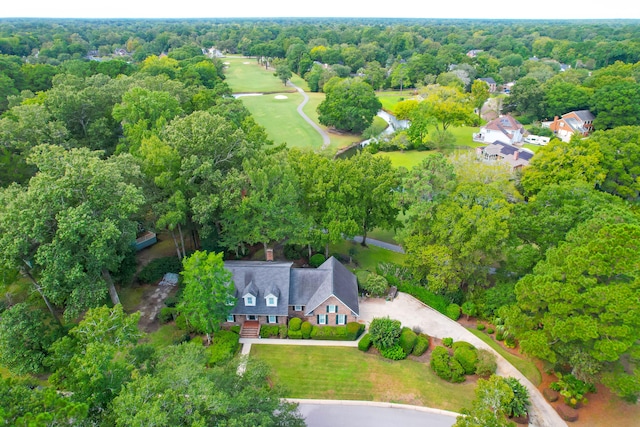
[301,257,359,316]
[224,261,292,316]
[571,110,595,122]
[482,141,533,167]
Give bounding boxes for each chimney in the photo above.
[266,248,274,261]
[514,150,519,161]
[552,116,559,131]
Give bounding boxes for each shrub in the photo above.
[301,321,312,339]
[451,341,475,352]
[446,303,461,320]
[398,327,418,355]
[173,333,191,345]
[495,332,504,341]
[358,333,372,351]
[158,307,175,323]
[137,256,183,284]
[550,373,596,408]
[279,324,288,339]
[309,253,326,268]
[412,336,429,356]
[310,325,352,340]
[346,322,365,340]
[380,344,407,360]
[288,329,303,339]
[442,337,454,347]
[230,325,241,334]
[362,273,388,297]
[260,325,280,338]
[476,324,486,331]
[505,377,531,418]
[284,244,305,260]
[163,295,179,308]
[486,327,495,334]
[369,317,402,349]
[454,347,478,375]
[206,330,240,366]
[289,317,302,331]
[505,336,517,348]
[475,349,498,377]
[175,314,195,333]
[430,346,464,382]
[397,282,448,314]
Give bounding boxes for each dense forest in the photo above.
[0,18,639,425]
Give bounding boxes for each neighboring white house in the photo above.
[473,115,526,145]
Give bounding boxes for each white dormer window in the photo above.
[243,294,256,306]
[265,294,278,307]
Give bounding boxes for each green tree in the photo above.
[48,305,141,418]
[111,343,305,427]
[317,77,381,133]
[504,208,640,382]
[0,145,145,320]
[274,61,293,86]
[454,375,516,427]
[0,303,58,375]
[591,80,640,129]
[471,79,490,123]
[418,85,474,132]
[178,251,235,345]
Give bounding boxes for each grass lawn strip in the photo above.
[467,328,542,386]
[250,345,476,411]
[223,56,293,94]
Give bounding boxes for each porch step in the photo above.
[240,321,260,339]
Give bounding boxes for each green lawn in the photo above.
[251,345,475,410]
[377,90,418,113]
[145,323,187,348]
[223,56,294,93]
[238,92,324,149]
[329,240,405,273]
[374,150,434,170]
[467,328,542,386]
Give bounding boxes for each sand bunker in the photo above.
[274,95,288,99]
[243,61,250,64]
[223,62,230,65]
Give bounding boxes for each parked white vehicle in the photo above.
[524,135,550,145]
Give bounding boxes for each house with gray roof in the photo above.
[477,141,534,171]
[224,257,359,331]
[547,110,595,142]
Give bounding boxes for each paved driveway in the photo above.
[296,401,456,427]
[359,292,567,427]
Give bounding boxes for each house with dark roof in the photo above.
[477,141,534,171]
[477,77,497,93]
[547,110,595,142]
[224,257,359,333]
[473,115,526,145]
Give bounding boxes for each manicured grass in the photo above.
[329,240,405,272]
[467,328,542,386]
[238,92,324,149]
[377,90,418,113]
[302,92,361,154]
[366,227,399,245]
[251,345,476,410]
[223,56,294,93]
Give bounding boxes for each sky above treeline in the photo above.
[2,0,639,20]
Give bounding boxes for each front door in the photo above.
[246,315,258,321]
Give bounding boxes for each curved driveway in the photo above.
[359,293,567,427]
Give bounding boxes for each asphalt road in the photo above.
[298,403,456,427]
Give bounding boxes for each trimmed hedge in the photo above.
[451,341,476,352]
[380,344,406,360]
[279,324,288,339]
[443,337,454,347]
[301,321,312,339]
[475,349,498,377]
[454,347,478,375]
[260,324,280,338]
[397,283,448,314]
[288,329,303,339]
[412,335,429,356]
[430,346,466,383]
[398,327,418,355]
[206,330,240,366]
[358,333,372,351]
[289,317,302,331]
[346,322,365,340]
